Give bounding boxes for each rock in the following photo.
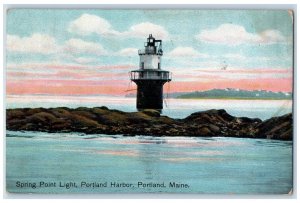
[197,126,212,136]
[256,113,292,140]
[142,109,161,117]
[168,128,179,135]
[6,107,293,140]
[208,124,220,133]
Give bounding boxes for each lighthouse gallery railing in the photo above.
[130,70,172,81]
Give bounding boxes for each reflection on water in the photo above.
[6,131,293,194]
[93,150,139,157]
[160,157,225,162]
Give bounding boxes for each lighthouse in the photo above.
[130,34,171,111]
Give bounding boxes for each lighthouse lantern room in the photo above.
[130,34,172,111]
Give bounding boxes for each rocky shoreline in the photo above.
[6,107,293,140]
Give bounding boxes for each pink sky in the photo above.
[6,64,293,96]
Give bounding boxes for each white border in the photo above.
[1,1,298,202]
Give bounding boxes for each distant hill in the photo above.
[176,89,292,100]
[125,89,292,100]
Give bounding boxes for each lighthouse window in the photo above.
[141,62,144,69]
[158,63,161,69]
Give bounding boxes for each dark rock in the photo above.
[6,107,293,140]
[208,124,220,133]
[142,109,161,117]
[256,113,292,140]
[197,126,213,136]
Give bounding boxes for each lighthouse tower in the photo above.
[130,34,171,111]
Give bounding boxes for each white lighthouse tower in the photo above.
[130,34,171,111]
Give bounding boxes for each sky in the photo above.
[6,9,294,96]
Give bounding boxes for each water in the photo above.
[6,131,292,194]
[6,95,292,120]
[6,95,293,194]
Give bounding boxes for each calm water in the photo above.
[6,95,292,120]
[6,131,292,194]
[6,95,293,194]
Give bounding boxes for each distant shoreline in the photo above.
[174,97,293,100]
[126,89,292,100]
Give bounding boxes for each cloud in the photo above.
[196,24,286,45]
[68,14,169,39]
[64,38,108,55]
[7,33,59,54]
[6,33,107,57]
[72,57,97,64]
[125,22,169,39]
[172,66,292,83]
[68,14,117,36]
[117,48,138,56]
[259,30,285,43]
[167,47,208,58]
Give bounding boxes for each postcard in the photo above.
[5,9,293,195]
